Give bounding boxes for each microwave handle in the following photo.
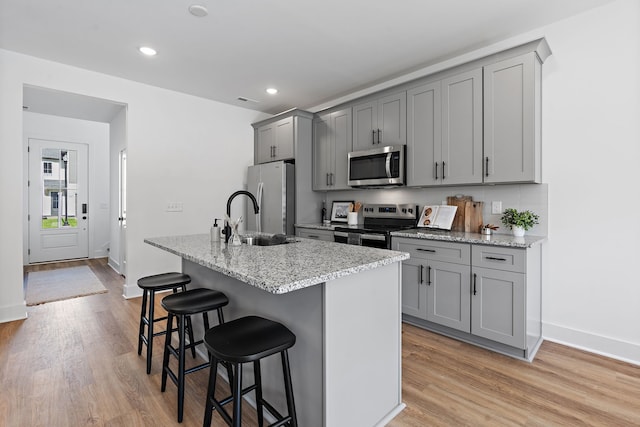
[385,153,392,178]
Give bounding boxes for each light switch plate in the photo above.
[166,202,183,212]
[491,201,502,214]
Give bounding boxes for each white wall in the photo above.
[0,49,267,321]
[537,0,640,363]
[22,112,111,263]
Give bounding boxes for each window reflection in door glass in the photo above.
[40,148,78,229]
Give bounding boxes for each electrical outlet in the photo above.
[166,202,183,212]
[491,201,502,214]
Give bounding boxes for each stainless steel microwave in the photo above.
[348,145,406,187]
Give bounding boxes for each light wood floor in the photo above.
[2,259,639,426]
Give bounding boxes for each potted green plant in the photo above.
[500,208,539,237]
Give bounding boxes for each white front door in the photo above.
[28,139,89,263]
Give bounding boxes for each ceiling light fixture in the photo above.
[138,46,157,56]
[266,88,278,95]
[189,4,209,17]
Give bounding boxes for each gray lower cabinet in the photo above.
[296,227,334,242]
[483,51,542,183]
[313,108,352,190]
[407,68,483,186]
[255,116,295,163]
[400,257,428,319]
[471,266,525,348]
[393,236,542,360]
[353,91,406,150]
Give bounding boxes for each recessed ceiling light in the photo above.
[138,46,157,56]
[266,88,278,95]
[189,4,208,17]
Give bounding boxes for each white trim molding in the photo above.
[544,322,640,366]
[0,302,28,323]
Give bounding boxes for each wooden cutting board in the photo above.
[447,196,483,233]
[447,196,471,232]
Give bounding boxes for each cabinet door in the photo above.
[274,117,294,160]
[441,68,483,185]
[330,108,352,190]
[378,91,406,146]
[352,100,377,151]
[401,258,428,319]
[256,124,275,164]
[471,267,526,349]
[407,82,441,186]
[313,116,331,191]
[484,53,538,183]
[426,260,471,333]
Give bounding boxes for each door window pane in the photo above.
[41,148,78,229]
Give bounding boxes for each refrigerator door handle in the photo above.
[256,181,264,232]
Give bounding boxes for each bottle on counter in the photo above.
[211,218,220,243]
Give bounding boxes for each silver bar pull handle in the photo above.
[385,153,392,178]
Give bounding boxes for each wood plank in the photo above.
[3,258,639,426]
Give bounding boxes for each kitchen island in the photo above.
[145,234,409,427]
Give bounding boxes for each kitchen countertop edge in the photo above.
[391,229,547,248]
[145,234,409,295]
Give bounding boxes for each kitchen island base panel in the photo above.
[183,259,403,427]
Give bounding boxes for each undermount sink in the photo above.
[245,234,298,246]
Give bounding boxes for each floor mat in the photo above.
[26,265,107,306]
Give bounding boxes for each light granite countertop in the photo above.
[391,229,546,248]
[295,223,340,231]
[144,234,409,295]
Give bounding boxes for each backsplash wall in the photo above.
[322,183,548,236]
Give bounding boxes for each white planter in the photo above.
[512,226,525,237]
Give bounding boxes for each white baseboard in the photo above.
[107,257,120,273]
[122,282,143,299]
[0,302,28,324]
[543,322,640,366]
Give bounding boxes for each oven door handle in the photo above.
[360,234,387,242]
[385,153,392,178]
[334,231,350,238]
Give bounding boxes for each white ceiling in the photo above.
[1,0,615,116]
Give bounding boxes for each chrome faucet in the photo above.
[225,190,260,243]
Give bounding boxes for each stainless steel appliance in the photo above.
[347,145,405,187]
[334,203,417,249]
[246,161,295,235]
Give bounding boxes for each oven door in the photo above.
[334,231,389,249]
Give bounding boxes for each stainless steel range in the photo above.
[334,203,418,249]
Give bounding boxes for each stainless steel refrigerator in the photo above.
[246,161,295,235]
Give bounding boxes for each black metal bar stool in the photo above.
[161,287,230,423]
[137,272,195,374]
[203,315,298,427]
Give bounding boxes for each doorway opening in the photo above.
[22,85,127,274]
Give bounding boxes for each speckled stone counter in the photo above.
[145,233,408,294]
[144,233,407,426]
[294,222,339,231]
[391,228,546,248]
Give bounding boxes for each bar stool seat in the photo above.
[203,315,297,427]
[161,288,229,423]
[137,272,194,374]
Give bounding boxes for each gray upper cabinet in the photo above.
[313,108,352,191]
[407,81,441,186]
[442,68,483,185]
[483,52,541,183]
[407,69,482,186]
[256,116,294,163]
[353,91,406,151]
